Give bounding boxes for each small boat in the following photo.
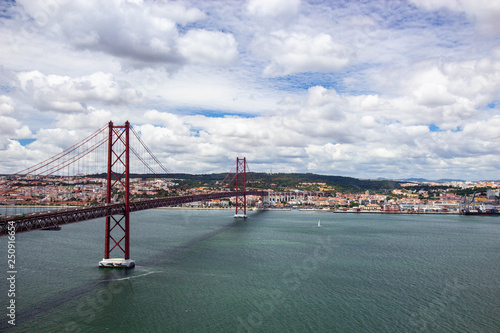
[317,219,321,227]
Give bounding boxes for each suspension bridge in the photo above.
[0,121,268,267]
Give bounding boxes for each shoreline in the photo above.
[2,205,491,216]
[157,206,463,214]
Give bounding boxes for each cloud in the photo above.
[0,0,499,180]
[410,0,500,35]
[50,0,182,66]
[178,29,238,66]
[16,71,142,113]
[125,71,500,177]
[253,31,353,77]
[140,66,286,114]
[143,110,192,137]
[54,107,114,130]
[247,0,300,23]
[0,116,23,139]
[132,116,233,173]
[0,95,15,116]
[385,53,500,128]
[0,95,32,150]
[13,0,239,69]
[32,128,84,150]
[462,115,500,142]
[148,1,206,25]
[0,141,41,173]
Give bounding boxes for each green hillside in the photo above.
[139,172,402,193]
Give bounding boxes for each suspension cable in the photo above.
[0,124,108,186]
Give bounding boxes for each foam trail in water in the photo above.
[102,270,159,282]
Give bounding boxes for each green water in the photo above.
[1,210,499,332]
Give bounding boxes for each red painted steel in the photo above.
[104,121,131,259]
[0,122,269,249]
[124,121,130,259]
[104,121,113,258]
[0,190,268,236]
[235,157,247,216]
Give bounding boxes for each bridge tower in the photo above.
[234,157,247,218]
[99,121,135,268]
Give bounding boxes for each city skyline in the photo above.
[1,0,499,180]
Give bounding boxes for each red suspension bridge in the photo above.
[0,121,268,267]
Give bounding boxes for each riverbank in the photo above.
[331,209,458,214]
[158,206,462,214]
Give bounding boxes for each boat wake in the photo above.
[102,270,160,282]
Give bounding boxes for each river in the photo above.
[1,209,498,332]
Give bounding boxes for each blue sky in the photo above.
[0,0,499,180]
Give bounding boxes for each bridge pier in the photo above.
[99,258,135,268]
[100,121,135,268]
[234,157,248,218]
[0,120,270,270]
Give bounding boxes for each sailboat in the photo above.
[317,219,321,227]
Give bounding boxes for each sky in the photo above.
[0,0,499,180]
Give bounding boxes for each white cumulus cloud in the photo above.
[247,0,300,23]
[0,95,15,116]
[16,71,142,113]
[178,29,239,66]
[410,0,500,35]
[253,31,353,77]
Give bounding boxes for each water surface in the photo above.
[1,209,498,332]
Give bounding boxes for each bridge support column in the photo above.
[99,121,135,268]
[262,192,271,209]
[234,157,247,218]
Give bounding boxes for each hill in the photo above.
[143,172,402,193]
[1,172,402,193]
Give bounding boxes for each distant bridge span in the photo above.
[0,190,268,236]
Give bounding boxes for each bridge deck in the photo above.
[0,190,268,236]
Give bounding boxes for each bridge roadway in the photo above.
[0,190,268,236]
